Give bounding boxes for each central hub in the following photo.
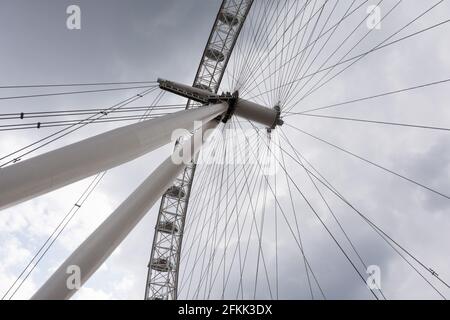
[157,78,283,129]
[218,90,238,124]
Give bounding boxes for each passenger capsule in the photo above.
[151,258,173,272]
[205,48,225,62]
[166,185,186,198]
[158,221,179,234]
[219,11,240,26]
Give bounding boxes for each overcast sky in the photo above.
[0,0,449,300]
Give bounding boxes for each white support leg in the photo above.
[0,103,227,210]
[31,118,220,300]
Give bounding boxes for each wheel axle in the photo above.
[157,78,283,129]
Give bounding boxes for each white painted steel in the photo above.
[234,98,279,128]
[0,103,227,210]
[31,119,220,300]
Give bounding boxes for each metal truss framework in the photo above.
[145,0,254,300]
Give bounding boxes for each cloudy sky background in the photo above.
[0,0,449,300]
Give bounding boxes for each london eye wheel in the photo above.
[0,0,449,300]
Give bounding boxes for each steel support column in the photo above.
[31,117,222,300]
[0,104,226,211]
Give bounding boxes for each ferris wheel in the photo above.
[1,0,450,300]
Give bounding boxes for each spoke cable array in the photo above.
[2,0,449,300]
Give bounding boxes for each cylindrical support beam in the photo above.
[234,98,281,129]
[0,103,227,211]
[31,119,220,300]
